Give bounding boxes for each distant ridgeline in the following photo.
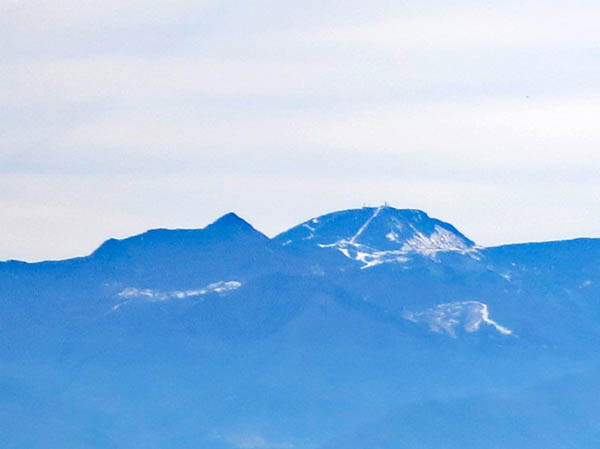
[2,205,600,449]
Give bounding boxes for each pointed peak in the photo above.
[208,212,252,229]
[90,213,266,259]
[204,212,267,239]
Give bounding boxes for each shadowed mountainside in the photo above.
[2,206,600,449]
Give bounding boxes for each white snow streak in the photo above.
[386,231,400,242]
[308,206,476,269]
[403,301,513,338]
[350,205,384,243]
[112,281,242,311]
[401,225,470,254]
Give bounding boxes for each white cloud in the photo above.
[2,0,600,260]
[2,0,223,32]
[1,170,599,261]
[306,4,600,51]
[0,56,339,104]
[8,93,597,170]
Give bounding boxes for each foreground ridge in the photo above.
[2,205,600,449]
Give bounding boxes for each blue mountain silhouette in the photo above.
[2,206,599,449]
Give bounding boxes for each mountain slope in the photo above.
[2,206,600,449]
[275,205,476,268]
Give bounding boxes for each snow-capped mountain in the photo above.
[2,206,600,449]
[275,205,476,268]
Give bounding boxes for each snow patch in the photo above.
[386,231,400,242]
[302,223,315,232]
[296,207,476,269]
[403,301,513,338]
[402,225,470,254]
[113,281,242,311]
[301,223,316,239]
[337,247,351,258]
[318,235,475,269]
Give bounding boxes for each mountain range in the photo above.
[2,205,600,448]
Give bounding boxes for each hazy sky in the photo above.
[2,0,600,261]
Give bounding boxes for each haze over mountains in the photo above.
[2,206,600,448]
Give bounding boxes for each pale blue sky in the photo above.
[2,0,600,261]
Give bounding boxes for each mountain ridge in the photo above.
[3,206,598,264]
[2,205,600,448]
